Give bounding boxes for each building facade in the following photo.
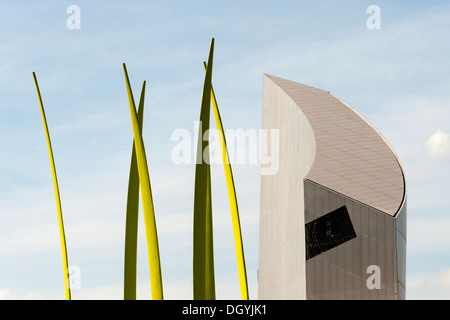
[258,74,406,299]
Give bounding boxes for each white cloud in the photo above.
[70,284,123,300]
[67,278,244,300]
[425,129,450,159]
[407,268,450,299]
[0,288,53,300]
[0,288,9,300]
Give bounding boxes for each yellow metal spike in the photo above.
[32,72,71,300]
[203,62,249,300]
[123,64,163,300]
[123,82,146,300]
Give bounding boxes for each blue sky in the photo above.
[0,1,449,299]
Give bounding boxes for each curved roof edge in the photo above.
[264,74,406,217]
[329,92,407,217]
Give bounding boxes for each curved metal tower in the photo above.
[259,74,406,300]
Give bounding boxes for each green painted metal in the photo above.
[203,62,249,299]
[123,82,146,300]
[193,38,216,300]
[123,64,163,299]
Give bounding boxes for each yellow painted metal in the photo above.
[193,38,216,300]
[203,62,249,300]
[123,82,146,300]
[123,64,163,300]
[32,72,71,300]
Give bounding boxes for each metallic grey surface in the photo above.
[259,75,407,300]
[258,74,316,299]
[304,180,406,299]
[265,75,405,216]
[396,202,407,299]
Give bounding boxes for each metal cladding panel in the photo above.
[259,75,406,300]
[305,180,400,299]
[396,202,407,299]
[266,74,405,217]
[258,74,316,299]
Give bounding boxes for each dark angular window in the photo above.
[305,205,356,260]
